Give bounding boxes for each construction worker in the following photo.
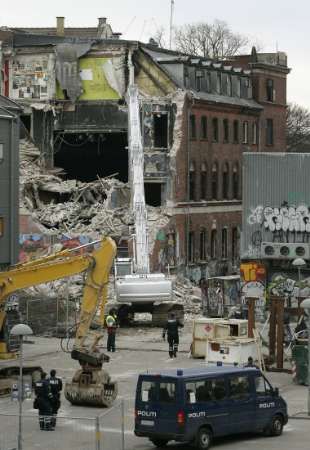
[106,309,118,352]
[244,356,258,368]
[47,369,62,428]
[34,372,53,431]
[162,312,184,358]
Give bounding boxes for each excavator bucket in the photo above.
[64,368,117,407]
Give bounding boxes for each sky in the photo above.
[0,0,308,107]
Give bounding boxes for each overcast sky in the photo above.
[1,0,308,107]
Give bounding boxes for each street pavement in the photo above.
[0,325,309,450]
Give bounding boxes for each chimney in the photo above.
[98,17,107,27]
[56,17,65,36]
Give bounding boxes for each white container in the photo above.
[191,318,249,358]
[205,338,258,366]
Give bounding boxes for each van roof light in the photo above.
[217,361,223,366]
[177,369,183,376]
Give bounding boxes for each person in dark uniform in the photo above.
[34,372,53,430]
[47,369,63,428]
[162,312,184,358]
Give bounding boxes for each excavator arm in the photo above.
[0,237,118,407]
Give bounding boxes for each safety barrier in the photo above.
[0,401,126,450]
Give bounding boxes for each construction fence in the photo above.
[0,400,126,450]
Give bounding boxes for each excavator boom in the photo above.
[0,237,118,407]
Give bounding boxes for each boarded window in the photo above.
[190,114,196,139]
[223,119,229,142]
[266,119,274,145]
[222,228,228,259]
[200,116,208,139]
[212,118,219,142]
[233,120,239,143]
[211,229,217,258]
[222,163,229,199]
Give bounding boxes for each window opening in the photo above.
[223,119,229,142]
[222,163,229,199]
[200,116,208,139]
[211,229,217,258]
[159,382,176,403]
[206,71,212,93]
[153,113,168,148]
[227,75,232,96]
[212,118,219,142]
[222,228,228,259]
[211,163,218,200]
[216,72,221,94]
[188,231,195,262]
[243,121,249,144]
[196,71,203,91]
[200,229,207,260]
[141,381,157,402]
[144,183,162,206]
[252,122,258,145]
[233,120,239,143]
[200,162,207,200]
[266,79,275,102]
[190,114,196,139]
[229,376,250,400]
[232,164,239,199]
[266,119,274,145]
[185,378,226,403]
[232,227,239,261]
[189,161,195,201]
[0,143,3,163]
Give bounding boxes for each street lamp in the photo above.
[300,299,310,417]
[10,324,33,450]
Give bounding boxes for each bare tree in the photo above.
[173,20,249,59]
[148,26,167,48]
[287,103,310,151]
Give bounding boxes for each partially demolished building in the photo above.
[0,17,290,280]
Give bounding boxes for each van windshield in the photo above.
[140,380,176,403]
[185,378,226,403]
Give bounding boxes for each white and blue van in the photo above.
[134,366,288,449]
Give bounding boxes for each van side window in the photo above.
[159,382,176,403]
[185,378,226,403]
[141,381,156,402]
[255,376,272,396]
[229,376,250,400]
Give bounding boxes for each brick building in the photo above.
[0,18,290,279]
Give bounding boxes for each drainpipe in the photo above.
[185,93,194,272]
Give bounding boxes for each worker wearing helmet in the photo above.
[106,309,118,352]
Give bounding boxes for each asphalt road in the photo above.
[0,330,309,450]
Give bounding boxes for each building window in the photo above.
[184,67,190,89]
[200,162,207,200]
[222,228,228,259]
[190,114,196,139]
[0,143,3,163]
[153,113,168,148]
[222,163,229,200]
[266,119,274,145]
[211,229,217,258]
[196,71,203,91]
[232,163,239,199]
[211,162,218,200]
[0,217,3,237]
[188,231,195,263]
[216,72,221,94]
[189,161,195,201]
[200,229,207,260]
[232,227,239,261]
[242,121,249,144]
[252,122,258,145]
[266,79,275,102]
[227,75,232,96]
[212,118,219,142]
[200,116,208,139]
[233,120,239,143]
[223,119,229,143]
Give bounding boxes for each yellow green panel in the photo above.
[79,57,120,100]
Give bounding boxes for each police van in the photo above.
[134,366,288,449]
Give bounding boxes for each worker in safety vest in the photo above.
[106,309,118,352]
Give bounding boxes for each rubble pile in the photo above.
[173,277,202,316]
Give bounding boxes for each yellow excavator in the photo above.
[0,236,117,407]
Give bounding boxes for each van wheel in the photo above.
[196,427,212,449]
[149,438,169,448]
[265,414,284,436]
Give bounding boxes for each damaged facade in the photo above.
[0,18,290,280]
